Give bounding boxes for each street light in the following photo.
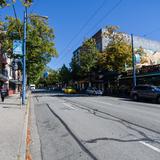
[22,11,48,105]
[22,6,27,105]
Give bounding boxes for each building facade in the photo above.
[72,27,160,91]
[0,43,21,96]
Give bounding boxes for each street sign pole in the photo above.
[131,34,136,87]
[22,6,27,105]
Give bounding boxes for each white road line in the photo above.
[63,103,76,110]
[88,100,114,106]
[139,141,160,153]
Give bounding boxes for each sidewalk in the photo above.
[0,93,29,160]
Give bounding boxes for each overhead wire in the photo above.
[142,27,160,38]
[53,0,107,68]
[53,0,123,69]
[86,0,123,36]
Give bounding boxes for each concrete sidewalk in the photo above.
[0,93,29,160]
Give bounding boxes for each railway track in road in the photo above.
[59,97,160,138]
[58,97,160,154]
[34,94,160,158]
[46,103,99,160]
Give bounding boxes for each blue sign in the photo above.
[13,40,23,55]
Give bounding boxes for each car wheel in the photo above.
[133,94,138,101]
[156,96,160,104]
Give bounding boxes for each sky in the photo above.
[1,0,160,70]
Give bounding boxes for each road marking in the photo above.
[63,103,75,110]
[139,141,160,153]
[88,100,114,106]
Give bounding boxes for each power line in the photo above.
[142,27,160,38]
[53,0,107,68]
[86,0,123,36]
[53,0,123,69]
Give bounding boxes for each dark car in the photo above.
[130,85,160,103]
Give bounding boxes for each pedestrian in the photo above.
[1,89,6,102]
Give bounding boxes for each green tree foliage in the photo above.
[0,0,32,8]
[27,15,57,83]
[59,64,71,84]
[70,53,81,81]
[0,0,9,8]
[79,38,98,75]
[98,26,132,73]
[70,38,98,81]
[0,15,57,84]
[37,69,59,87]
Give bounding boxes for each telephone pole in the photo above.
[131,34,136,87]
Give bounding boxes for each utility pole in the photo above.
[131,34,136,87]
[22,6,27,105]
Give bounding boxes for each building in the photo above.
[72,27,160,91]
[0,43,21,96]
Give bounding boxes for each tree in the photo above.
[27,15,57,83]
[0,15,57,84]
[70,53,81,81]
[98,26,132,73]
[0,0,32,8]
[59,64,71,85]
[37,68,59,87]
[79,38,98,76]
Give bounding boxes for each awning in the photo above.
[9,79,22,84]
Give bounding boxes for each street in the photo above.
[31,92,160,160]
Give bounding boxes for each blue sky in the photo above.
[1,0,160,70]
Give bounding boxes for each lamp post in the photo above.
[131,34,136,87]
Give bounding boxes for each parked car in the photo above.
[30,84,35,90]
[64,86,77,94]
[85,87,96,95]
[130,84,160,103]
[85,87,103,95]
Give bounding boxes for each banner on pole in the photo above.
[13,40,23,55]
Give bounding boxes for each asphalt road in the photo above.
[32,92,160,160]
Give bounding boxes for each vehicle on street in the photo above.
[130,84,160,103]
[64,86,77,94]
[85,87,103,95]
[30,84,36,90]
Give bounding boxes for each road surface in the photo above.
[31,92,160,160]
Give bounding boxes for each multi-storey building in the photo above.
[73,27,160,91]
[0,43,21,96]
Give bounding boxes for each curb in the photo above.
[17,92,31,160]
